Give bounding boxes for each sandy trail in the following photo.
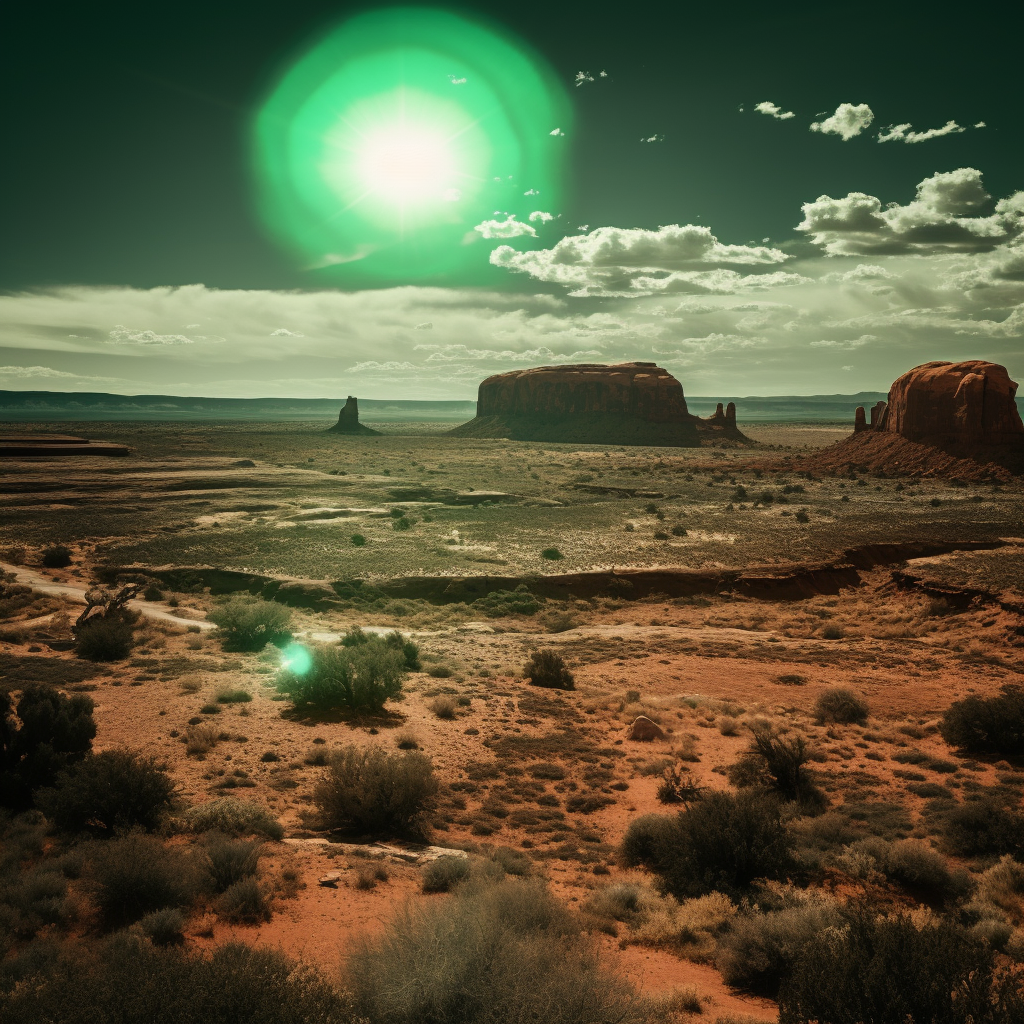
[0,561,215,630]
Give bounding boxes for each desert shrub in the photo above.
[207,596,292,652]
[523,649,575,691]
[0,859,77,938]
[657,763,704,805]
[718,901,841,996]
[540,547,564,560]
[729,722,824,808]
[215,687,251,703]
[87,831,203,927]
[184,723,220,757]
[217,877,271,923]
[135,907,185,945]
[205,838,262,892]
[813,687,868,725]
[276,640,405,712]
[351,533,367,546]
[938,797,1024,858]
[427,664,452,678]
[142,585,165,602]
[421,855,471,893]
[472,584,543,618]
[313,744,438,838]
[650,791,792,900]
[341,627,370,647]
[778,913,1024,1024]
[76,613,137,662]
[384,630,421,670]
[37,748,175,834]
[177,798,283,840]
[0,935,355,1024]
[878,838,973,904]
[0,684,96,810]
[429,696,457,720]
[620,813,677,870]
[940,684,1024,755]
[346,877,645,1024]
[488,846,532,877]
[972,855,1024,919]
[41,545,73,569]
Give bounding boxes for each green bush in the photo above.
[540,547,564,560]
[205,838,262,893]
[135,907,185,945]
[0,860,77,939]
[717,902,841,996]
[87,832,203,928]
[813,687,869,725]
[177,798,283,840]
[0,684,96,810]
[313,744,438,838]
[940,685,1024,755]
[214,687,251,703]
[384,630,421,670]
[276,639,406,712]
[346,878,645,1024]
[523,649,575,690]
[649,790,792,900]
[38,748,175,834]
[779,913,1024,1024]
[41,545,73,569]
[619,813,677,870]
[421,855,471,893]
[938,798,1024,859]
[0,935,358,1024]
[217,877,271,923]
[351,533,367,547]
[207,596,292,652]
[472,585,543,618]
[729,722,825,808]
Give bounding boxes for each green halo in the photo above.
[252,7,571,283]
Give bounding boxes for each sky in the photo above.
[1,0,1021,400]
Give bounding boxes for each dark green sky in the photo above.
[3,0,1017,290]
[0,0,1020,399]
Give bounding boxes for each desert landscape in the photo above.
[2,358,1023,1023]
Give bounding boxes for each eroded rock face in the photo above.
[879,360,1023,446]
[327,396,380,435]
[452,362,747,446]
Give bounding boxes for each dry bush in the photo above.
[940,685,1024,756]
[718,716,741,736]
[346,878,647,1024]
[185,724,220,757]
[205,838,262,893]
[523,649,575,691]
[429,695,457,720]
[421,855,471,893]
[216,877,271,923]
[76,614,137,662]
[813,687,869,725]
[313,744,438,838]
[177,798,283,840]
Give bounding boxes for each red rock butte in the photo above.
[449,362,746,446]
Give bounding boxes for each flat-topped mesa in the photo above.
[451,362,749,446]
[851,360,1023,448]
[326,396,380,435]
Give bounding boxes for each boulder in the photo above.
[878,360,1023,446]
[627,715,667,742]
[449,362,748,446]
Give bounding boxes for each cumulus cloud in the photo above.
[809,334,878,349]
[755,101,795,120]
[270,328,304,337]
[810,103,873,140]
[797,168,1024,255]
[574,71,595,87]
[346,360,417,373]
[524,188,540,196]
[878,120,968,144]
[107,325,195,345]
[414,322,433,330]
[641,134,665,143]
[415,344,603,364]
[448,75,466,85]
[473,215,537,239]
[549,128,565,137]
[528,211,554,223]
[489,223,797,297]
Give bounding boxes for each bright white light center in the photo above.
[358,127,455,203]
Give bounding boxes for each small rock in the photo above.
[627,716,666,742]
[318,872,342,887]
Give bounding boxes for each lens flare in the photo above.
[280,643,313,676]
[252,7,570,281]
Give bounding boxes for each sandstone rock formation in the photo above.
[449,362,748,446]
[326,396,380,435]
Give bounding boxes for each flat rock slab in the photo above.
[284,839,469,865]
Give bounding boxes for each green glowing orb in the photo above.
[280,643,312,676]
[253,7,570,282]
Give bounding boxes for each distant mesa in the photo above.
[0,433,131,457]
[449,362,749,447]
[804,360,1023,479]
[326,396,380,435]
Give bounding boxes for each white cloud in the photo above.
[270,328,304,337]
[107,325,195,345]
[549,128,565,137]
[416,344,604,364]
[489,223,794,297]
[810,103,873,140]
[414,322,434,330]
[448,75,466,85]
[755,101,795,120]
[878,120,967,144]
[810,334,878,349]
[524,188,540,196]
[797,168,1024,256]
[474,215,537,240]
[641,134,665,143]
[346,360,417,373]
[574,71,595,87]
[528,211,554,223]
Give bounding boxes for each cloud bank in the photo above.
[810,103,874,140]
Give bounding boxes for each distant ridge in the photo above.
[5,388,1014,424]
